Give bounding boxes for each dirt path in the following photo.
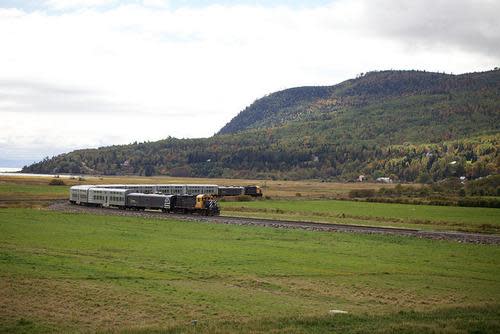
[48,201,500,245]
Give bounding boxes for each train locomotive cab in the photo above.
[195,194,220,216]
[243,185,263,197]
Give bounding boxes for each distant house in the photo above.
[357,175,365,182]
[376,177,392,183]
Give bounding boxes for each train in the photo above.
[217,185,262,197]
[69,185,220,215]
[68,183,262,215]
[70,184,262,197]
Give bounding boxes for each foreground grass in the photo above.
[221,199,500,234]
[0,208,499,333]
[128,306,500,334]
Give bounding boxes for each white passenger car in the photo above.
[69,185,95,204]
[121,184,156,194]
[156,184,186,195]
[185,184,219,196]
[88,188,131,207]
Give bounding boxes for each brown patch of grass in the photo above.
[0,277,195,332]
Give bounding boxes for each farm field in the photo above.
[0,208,499,333]
[1,175,499,234]
[220,199,500,234]
[0,174,398,199]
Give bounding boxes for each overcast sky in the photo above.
[0,0,499,166]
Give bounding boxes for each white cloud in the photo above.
[141,0,169,9]
[44,0,117,10]
[0,0,498,164]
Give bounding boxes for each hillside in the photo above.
[23,70,500,182]
[219,70,499,141]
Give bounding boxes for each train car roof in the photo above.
[89,187,131,193]
[127,192,170,197]
[184,184,219,187]
[70,185,96,190]
[155,184,185,186]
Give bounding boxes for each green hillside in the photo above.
[23,70,500,181]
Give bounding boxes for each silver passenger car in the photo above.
[88,188,131,207]
[184,184,218,196]
[69,185,95,204]
[156,184,186,195]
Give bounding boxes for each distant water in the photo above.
[0,167,22,173]
[0,168,89,178]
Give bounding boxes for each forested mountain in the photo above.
[23,70,500,182]
[219,70,499,141]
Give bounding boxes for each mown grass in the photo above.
[0,208,499,333]
[221,199,500,234]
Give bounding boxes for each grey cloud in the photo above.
[0,79,136,114]
[361,0,500,57]
[0,79,201,117]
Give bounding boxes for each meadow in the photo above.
[220,199,500,234]
[0,208,499,333]
[1,174,499,234]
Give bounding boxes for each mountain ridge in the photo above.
[218,69,499,136]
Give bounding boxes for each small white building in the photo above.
[376,177,392,183]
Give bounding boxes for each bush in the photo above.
[457,198,500,208]
[349,189,376,198]
[49,179,66,186]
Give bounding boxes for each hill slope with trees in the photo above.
[23,70,500,182]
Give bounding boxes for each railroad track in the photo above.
[48,201,500,245]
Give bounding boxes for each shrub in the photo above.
[457,198,500,208]
[49,179,66,186]
[349,189,376,198]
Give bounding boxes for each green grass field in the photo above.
[0,183,69,196]
[1,176,499,233]
[221,199,500,234]
[1,208,499,333]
